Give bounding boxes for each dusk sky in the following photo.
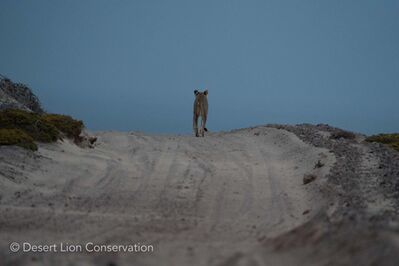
[1,0,398,134]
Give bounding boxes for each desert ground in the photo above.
[1,125,399,266]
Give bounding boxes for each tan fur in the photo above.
[193,89,208,137]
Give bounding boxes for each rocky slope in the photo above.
[0,75,43,113]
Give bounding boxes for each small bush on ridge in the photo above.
[366,134,399,152]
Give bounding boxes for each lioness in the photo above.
[193,89,208,137]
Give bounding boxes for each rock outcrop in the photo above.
[0,74,43,113]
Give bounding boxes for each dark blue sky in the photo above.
[1,1,398,134]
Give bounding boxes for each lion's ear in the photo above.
[204,89,208,95]
[194,90,199,95]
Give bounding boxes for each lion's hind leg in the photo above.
[193,114,199,137]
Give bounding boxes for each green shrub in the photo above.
[366,134,399,152]
[0,109,84,150]
[0,128,37,151]
[42,114,83,141]
[0,109,59,142]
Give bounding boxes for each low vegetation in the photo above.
[0,109,59,142]
[0,128,37,151]
[366,134,399,152]
[330,129,356,140]
[42,114,84,141]
[0,109,84,151]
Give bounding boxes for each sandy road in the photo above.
[0,126,334,266]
